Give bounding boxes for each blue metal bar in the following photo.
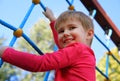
[0,58,3,67]
[96,66,109,79]
[105,29,112,77]
[94,34,110,52]
[9,3,35,47]
[9,36,17,47]
[71,0,74,4]
[0,36,17,67]
[0,3,35,67]
[0,32,17,67]
[20,3,35,29]
[94,34,120,64]
[111,54,120,64]
[0,19,17,31]
[39,1,46,11]
[44,71,50,81]
[0,19,17,67]
[53,44,58,51]
[66,0,76,11]
[105,55,109,76]
[66,0,72,6]
[22,33,43,54]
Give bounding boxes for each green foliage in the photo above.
[16,19,54,53]
[0,37,6,45]
[96,47,120,81]
[0,19,55,81]
[0,65,7,81]
[0,37,8,80]
[14,19,54,81]
[0,37,17,81]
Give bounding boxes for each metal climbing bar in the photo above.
[80,0,120,47]
[9,37,17,46]
[22,33,43,55]
[105,29,112,77]
[111,54,120,64]
[44,71,50,81]
[0,2,42,67]
[70,0,74,4]
[94,34,110,52]
[66,0,75,11]
[39,1,46,11]
[9,3,35,47]
[0,58,3,67]
[66,0,72,6]
[89,7,110,78]
[0,19,18,67]
[0,19,18,66]
[0,19,17,31]
[83,1,120,79]
[20,3,35,29]
[105,55,109,77]
[96,66,109,79]
[94,34,120,64]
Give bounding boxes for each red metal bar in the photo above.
[80,0,120,47]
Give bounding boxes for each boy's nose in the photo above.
[63,30,70,37]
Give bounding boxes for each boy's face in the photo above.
[56,18,94,48]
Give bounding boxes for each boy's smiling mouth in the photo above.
[63,38,74,45]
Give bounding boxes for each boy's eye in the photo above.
[58,29,64,34]
[69,26,76,30]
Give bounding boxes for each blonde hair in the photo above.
[55,10,94,31]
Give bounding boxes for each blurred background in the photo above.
[0,0,120,81]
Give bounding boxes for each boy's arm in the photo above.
[43,7,61,48]
[43,7,56,22]
[1,46,72,72]
[50,21,61,48]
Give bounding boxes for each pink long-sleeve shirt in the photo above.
[2,21,96,81]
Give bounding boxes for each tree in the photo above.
[96,47,120,81]
[13,19,55,81]
[0,37,16,81]
[0,37,6,45]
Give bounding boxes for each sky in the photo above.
[0,0,120,63]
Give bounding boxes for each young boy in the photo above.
[0,7,96,81]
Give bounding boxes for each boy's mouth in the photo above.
[63,38,73,44]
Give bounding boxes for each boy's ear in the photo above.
[87,29,94,39]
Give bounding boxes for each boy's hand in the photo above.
[0,46,8,57]
[43,7,56,22]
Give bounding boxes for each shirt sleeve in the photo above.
[50,21,61,49]
[1,45,78,72]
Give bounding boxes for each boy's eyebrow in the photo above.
[67,24,76,26]
[67,23,80,27]
[56,26,63,31]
